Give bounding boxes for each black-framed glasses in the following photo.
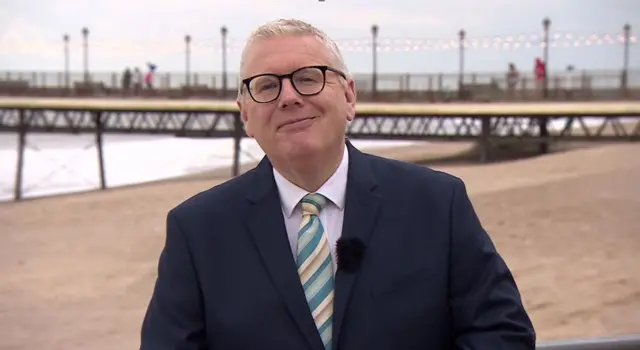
[241,65,347,103]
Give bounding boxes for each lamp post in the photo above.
[63,34,70,89]
[81,27,89,84]
[542,18,550,99]
[622,23,631,93]
[458,29,466,99]
[221,26,228,95]
[371,24,379,96]
[185,34,191,87]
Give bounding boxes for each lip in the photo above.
[278,116,317,130]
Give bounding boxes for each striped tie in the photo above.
[296,193,334,350]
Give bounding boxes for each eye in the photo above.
[250,76,279,93]
[293,68,324,85]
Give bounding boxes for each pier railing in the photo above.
[0,68,638,102]
[2,98,638,201]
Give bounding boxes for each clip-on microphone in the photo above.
[336,237,366,273]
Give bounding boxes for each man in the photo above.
[140,19,536,350]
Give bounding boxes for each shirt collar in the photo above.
[273,146,349,218]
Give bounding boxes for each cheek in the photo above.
[313,91,342,116]
[242,111,255,136]
[244,119,254,137]
[321,99,350,125]
[246,117,261,137]
[245,107,273,136]
[328,87,353,119]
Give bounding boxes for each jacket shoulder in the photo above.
[364,152,465,191]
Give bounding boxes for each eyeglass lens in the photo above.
[248,67,325,102]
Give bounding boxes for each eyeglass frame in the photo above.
[240,65,348,104]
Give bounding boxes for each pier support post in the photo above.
[13,109,27,201]
[232,113,242,177]
[538,117,549,154]
[479,117,491,162]
[94,111,107,190]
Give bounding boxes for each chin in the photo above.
[280,137,321,157]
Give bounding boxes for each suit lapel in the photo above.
[332,141,381,348]
[245,157,325,350]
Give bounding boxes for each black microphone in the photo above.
[336,237,366,273]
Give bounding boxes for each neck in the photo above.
[272,142,345,193]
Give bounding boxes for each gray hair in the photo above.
[237,19,351,97]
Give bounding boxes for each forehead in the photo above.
[243,35,333,77]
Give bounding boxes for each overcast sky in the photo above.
[1,0,638,76]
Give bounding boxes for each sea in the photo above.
[0,133,416,202]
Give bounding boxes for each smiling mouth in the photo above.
[279,116,317,129]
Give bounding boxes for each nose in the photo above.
[277,78,304,109]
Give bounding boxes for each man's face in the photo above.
[237,35,357,161]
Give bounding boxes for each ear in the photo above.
[344,79,357,122]
[236,98,254,137]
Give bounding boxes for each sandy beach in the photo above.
[1,141,639,350]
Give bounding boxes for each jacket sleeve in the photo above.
[448,178,536,350]
[140,210,207,350]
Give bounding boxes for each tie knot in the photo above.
[300,193,327,216]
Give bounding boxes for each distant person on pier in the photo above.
[507,62,520,100]
[121,67,132,95]
[564,64,577,100]
[140,18,536,350]
[534,57,546,99]
[133,67,143,95]
[145,63,157,90]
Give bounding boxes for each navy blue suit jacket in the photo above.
[140,141,535,350]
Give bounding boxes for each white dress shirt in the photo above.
[272,146,349,272]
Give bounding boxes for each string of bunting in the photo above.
[125,31,639,52]
[2,30,636,54]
